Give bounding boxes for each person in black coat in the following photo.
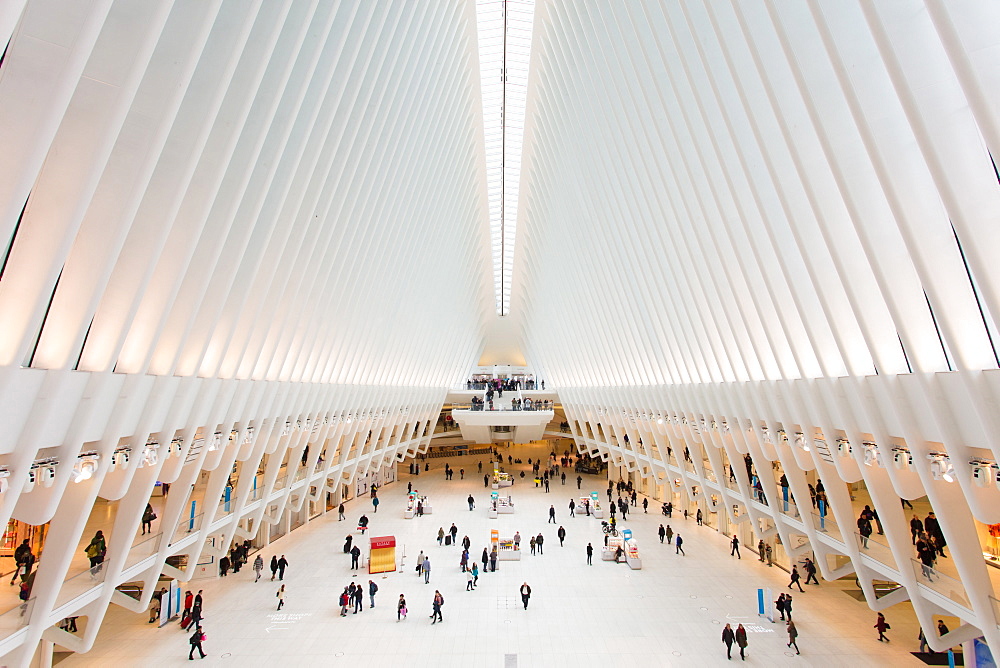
[270,555,278,580]
[189,626,206,660]
[924,512,947,556]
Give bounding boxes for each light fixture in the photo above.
[209,432,222,452]
[169,439,184,457]
[893,449,912,471]
[863,442,883,467]
[971,462,993,488]
[243,426,254,445]
[761,427,772,444]
[38,465,56,488]
[71,455,99,483]
[113,447,131,470]
[836,438,852,457]
[928,454,954,482]
[282,421,292,436]
[794,433,809,452]
[140,444,158,468]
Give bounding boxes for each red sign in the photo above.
[369,536,395,549]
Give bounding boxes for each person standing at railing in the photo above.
[141,504,156,535]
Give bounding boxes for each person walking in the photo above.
[489,548,498,573]
[697,508,703,526]
[665,525,673,544]
[577,475,582,489]
[277,555,288,580]
[757,540,766,562]
[529,536,536,556]
[338,503,345,521]
[557,526,566,547]
[369,580,378,608]
[85,531,107,571]
[642,497,648,513]
[722,623,735,660]
[481,548,489,572]
[586,543,593,565]
[471,561,479,587]
[569,499,575,517]
[519,582,532,610]
[350,545,361,570]
[675,534,685,555]
[765,544,773,566]
[188,626,206,660]
[438,527,445,546]
[253,555,263,582]
[787,620,800,654]
[788,565,804,592]
[431,590,444,623]
[468,494,475,511]
[484,474,490,488]
[218,554,230,577]
[804,558,819,585]
[450,524,458,545]
[514,532,521,550]
[735,623,748,660]
[466,568,475,591]
[775,593,787,621]
[548,505,556,524]
[874,612,890,642]
[561,472,566,485]
[535,533,544,554]
[658,524,666,543]
[784,594,793,621]
[397,594,407,621]
[372,497,379,513]
[731,535,740,559]
[422,556,431,583]
[276,585,285,610]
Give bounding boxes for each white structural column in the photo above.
[516,0,1000,656]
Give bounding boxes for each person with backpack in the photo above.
[188,626,206,660]
[11,539,33,585]
[85,531,107,572]
[369,580,378,607]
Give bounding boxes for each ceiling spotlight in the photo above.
[836,439,851,457]
[39,465,56,488]
[893,449,912,471]
[140,445,158,468]
[113,448,131,470]
[928,454,954,482]
[863,442,882,467]
[656,417,664,425]
[209,432,222,452]
[971,463,993,488]
[71,455,99,483]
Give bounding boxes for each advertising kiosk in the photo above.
[495,528,521,561]
[590,491,604,518]
[404,492,431,518]
[622,528,641,569]
[368,536,396,573]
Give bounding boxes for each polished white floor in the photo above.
[62,444,925,667]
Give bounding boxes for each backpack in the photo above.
[85,543,98,558]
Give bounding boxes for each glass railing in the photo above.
[216,493,238,516]
[170,512,205,546]
[451,404,553,412]
[811,511,842,541]
[55,565,106,609]
[779,498,801,519]
[0,596,33,636]
[274,474,288,491]
[855,531,897,569]
[125,532,162,570]
[911,559,972,609]
[294,467,308,482]
[990,596,1000,628]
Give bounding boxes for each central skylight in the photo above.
[476,0,535,316]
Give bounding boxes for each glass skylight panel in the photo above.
[476,0,534,316]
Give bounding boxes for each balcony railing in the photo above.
[911,559,972,609]
[811,511,842,542]
[55,565,106,609]
[125,533,162,570]
[170,512,205,546]
[855,531,898,570]
[0,596,33,640]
